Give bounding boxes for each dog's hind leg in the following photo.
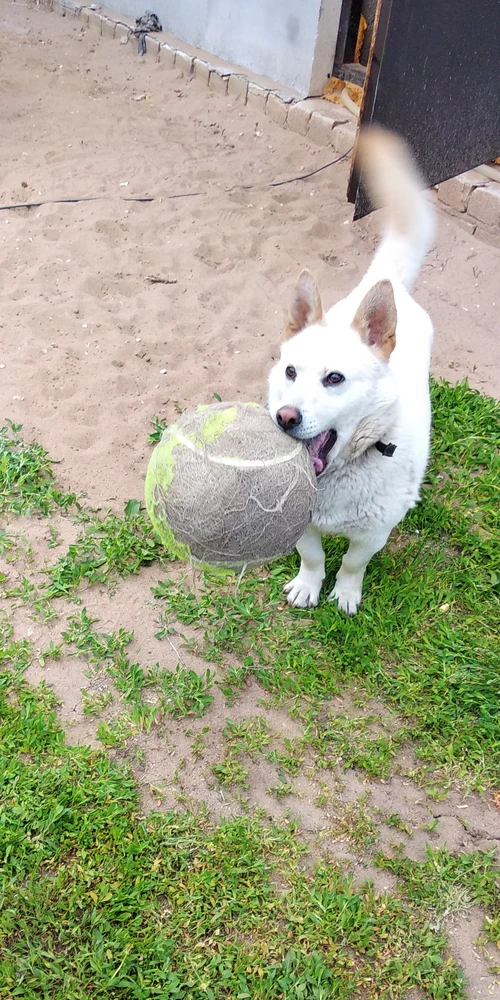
[329,525,392,615]
[284,524,325,608]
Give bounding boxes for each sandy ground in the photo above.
[1,1,499,509]
[1,5,500,997]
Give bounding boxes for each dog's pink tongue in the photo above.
[308,430,331,476]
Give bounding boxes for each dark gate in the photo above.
[347,0,500,219]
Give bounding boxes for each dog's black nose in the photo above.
[276,406,302,431]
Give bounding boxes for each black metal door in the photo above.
[349,0,500,218]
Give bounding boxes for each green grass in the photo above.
[211,756,251,788]
[189,726,211,760]
[309,711,409,779]
[267,779,295,799]
[82,689,113,716]
[223,717,274,759]
[63,609,214,727]
[210,718,277,794]
[267,738,306,777]
[0,614,32,674]
[382,812,413,837]
[0,528,14,556]
[374,847,500,944]
[0,421,159,604]
[0,666,473,999]
[216,661,253,705]
[43,507,159,598]
[0,421,76,515]
[148,415,169,445]
[38,641,63,667]
[96,714,139,748]
[153,380,500,790]
[328,796,380,851]
[153,663,215,719]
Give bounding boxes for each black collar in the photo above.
[374,440,397,457]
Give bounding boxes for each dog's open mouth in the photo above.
[306,430,337,476]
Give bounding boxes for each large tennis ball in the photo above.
[145,401,316,569]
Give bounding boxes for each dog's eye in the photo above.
[285,365,297,380]
[324,371,345,386]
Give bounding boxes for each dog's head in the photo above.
[267,270,398,475]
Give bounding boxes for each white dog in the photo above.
[267,128,435,614]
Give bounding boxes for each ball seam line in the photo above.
[172,429,304,468]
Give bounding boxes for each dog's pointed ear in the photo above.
[285,269,324,339]
[352,280,397,360]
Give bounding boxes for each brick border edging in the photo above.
[58,0,500,244]
[56,0,357,153]
[435,172,500,246]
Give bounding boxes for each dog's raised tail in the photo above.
[357,126,435,292]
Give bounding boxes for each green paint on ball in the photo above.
[148,428,182,489]
[149,508,191,562]
[144,409,238,563]
[145,428,191,561]
[200,406,237,444]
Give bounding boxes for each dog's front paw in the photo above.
[283,575,321,609]
[328,581,362,615]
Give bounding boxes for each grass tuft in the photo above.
[0,421,76,515]
[44,509,159,597]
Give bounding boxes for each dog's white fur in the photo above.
[267,128,435,614]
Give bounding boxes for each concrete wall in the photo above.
[108,0,342,95]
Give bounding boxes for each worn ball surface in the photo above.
[145,401,316,569]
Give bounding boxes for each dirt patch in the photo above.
[446,909,500,999]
